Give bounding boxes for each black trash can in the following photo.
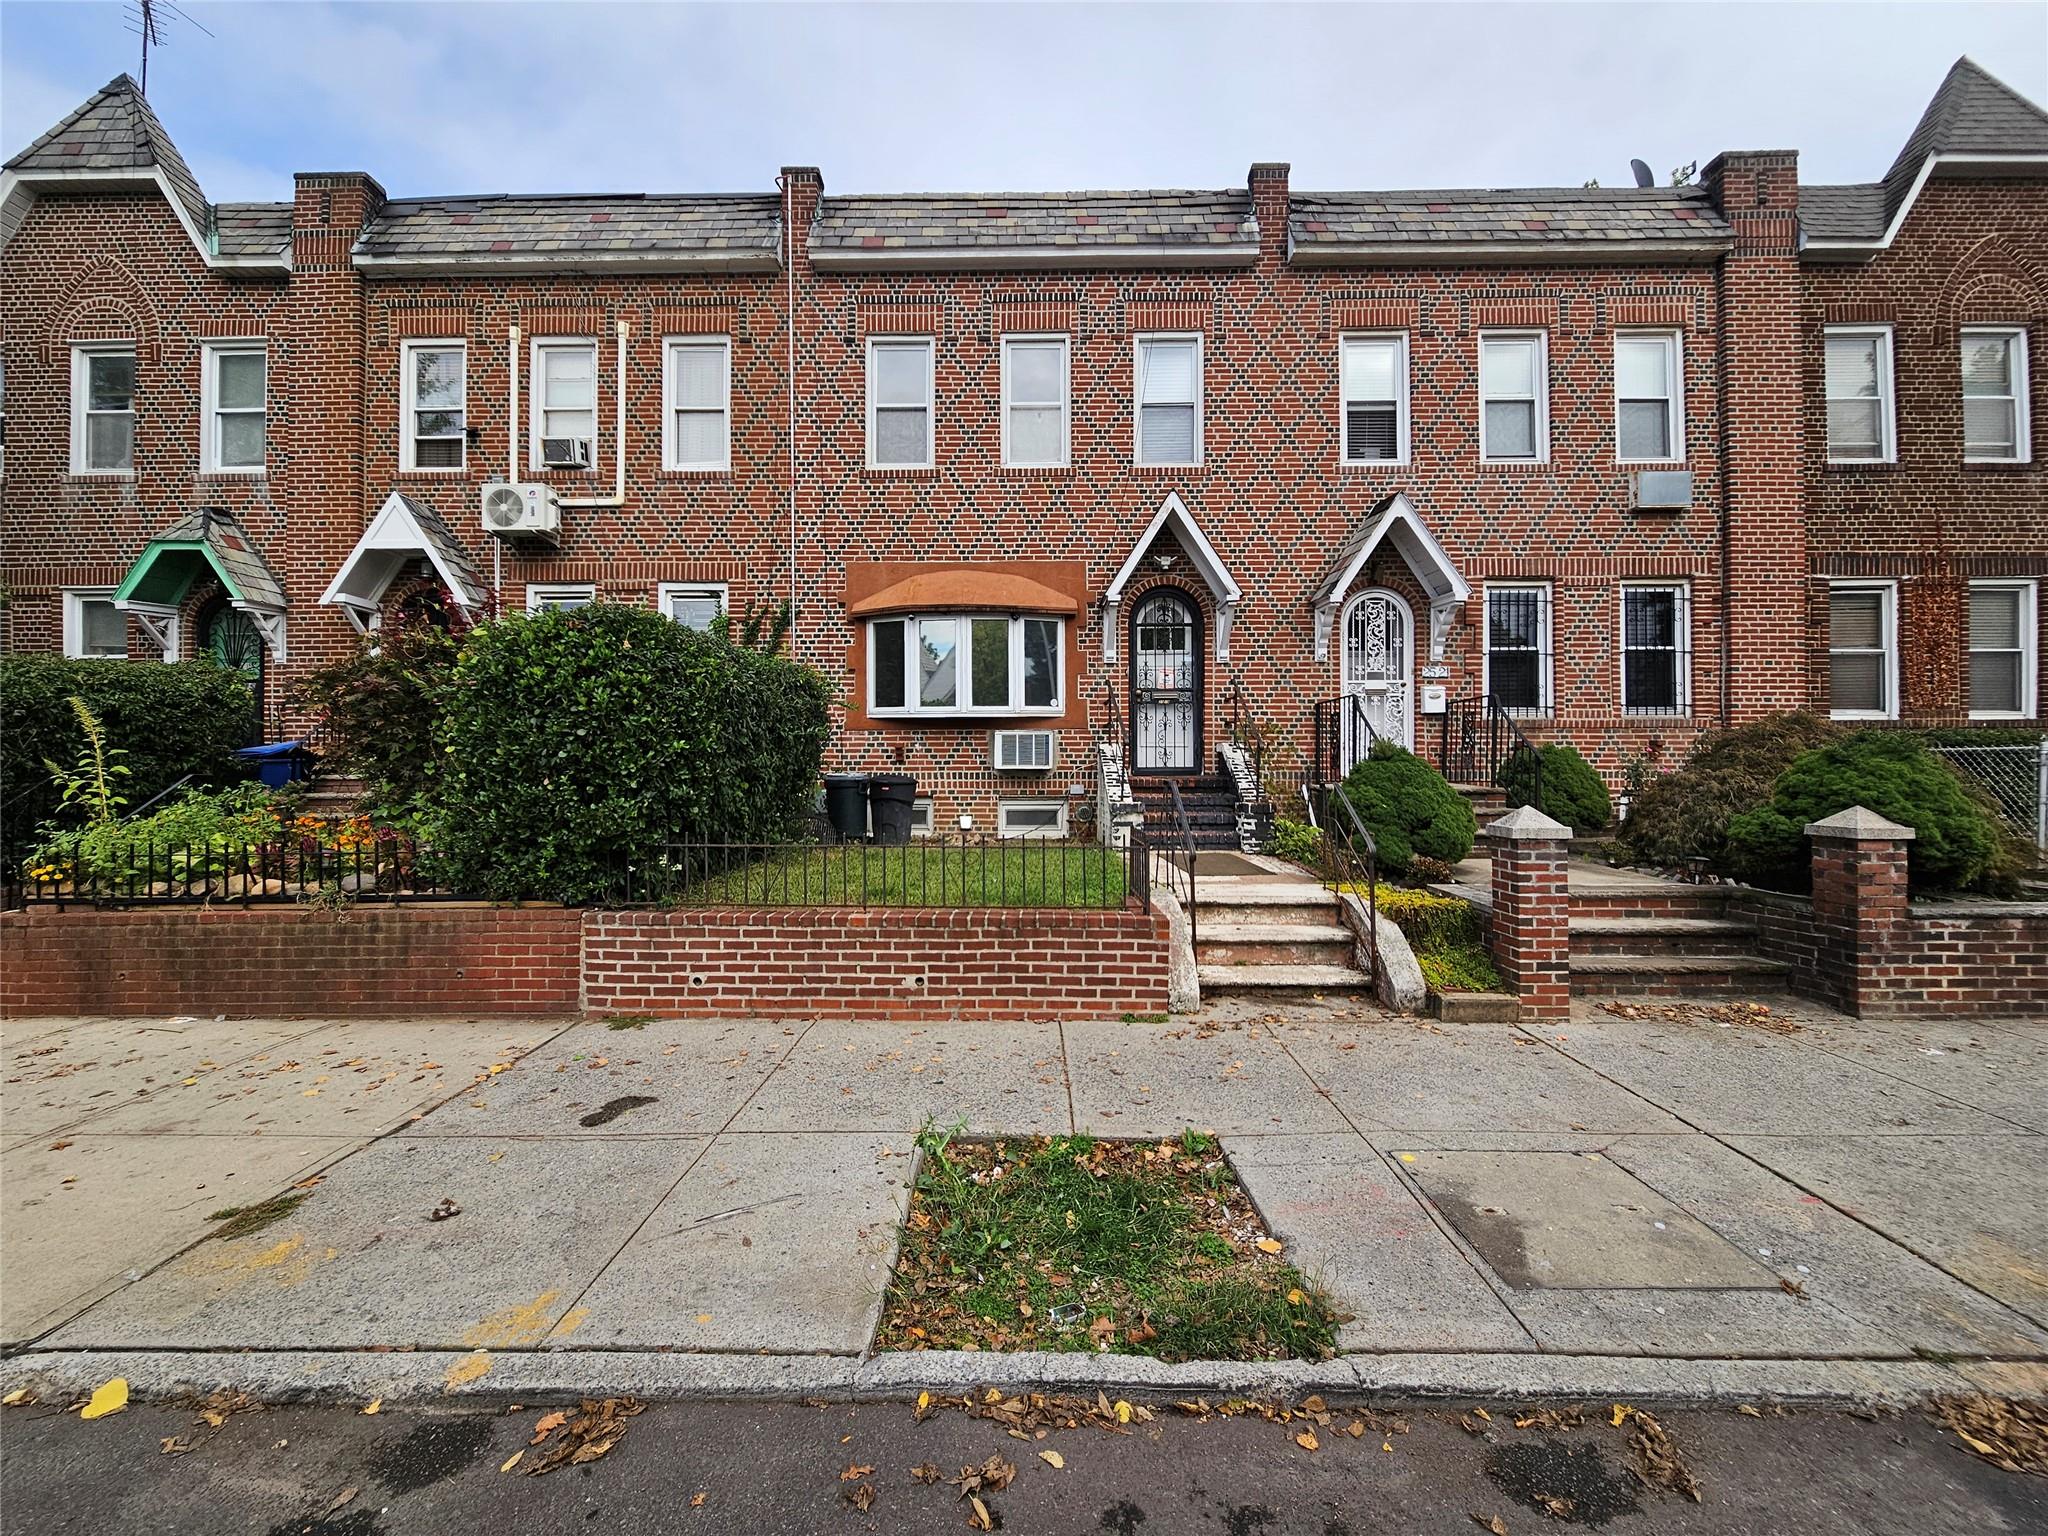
[823,774,871,843]
[867,773,917,846]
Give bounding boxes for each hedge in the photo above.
[430,602,832,902]
[1339,742,1476,877]
[1374,886,1501,993]
[1,657,257,869]
[1500,742,1611,835]
[1617,712,1840,871]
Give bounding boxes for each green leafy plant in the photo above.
[1723,731,2007,894]
[292,619,460,807]
[1500,742,1611,835]
[43,697,130,828]
[1339,742,1477,877]
[431,602,832,902]
[729,599,793,655]
[1372,886,1501,993]
[1265,817,1323,867]
[1616,712,1840,871]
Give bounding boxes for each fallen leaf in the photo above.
[1471,1517,1510,1536]
[428,1197,461,1222]
[1295,1429,1319,1452]
[1256,1238,1284,1255]
[1038,1450,1064,1469]
[160,1436,193,1456]
[841,1462,875,1480]
[47,1141,71,1152]
[530,1410,569,1443]
[1609,1402,1634,1428]
[968,1494,994,1531]
[2,1390,30,1407]
[1345,1421,1366,1439]
[360,1398,382,1416]
[79,1378,128,1421]
[911,1463,943,1485]
[1736,1404,1763,1418]
[690,1491,707,1507]
[500,1451,524,1473]
[844,1482,876,1513]
[1114,1400,1133,1425]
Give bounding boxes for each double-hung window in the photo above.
[527,583,596,613]
[868,337,933,469]
[1824,326,1895,463]
[664,337,730,471]
[202,343,266,474]
[1134,334,1200,465]
[402,341,466,471]
[1961,327,2030,463]
[1340,334,1407,464]
[659,582,728,632]
[1621,584,1689,716]
[1615,332,1682,462]
[1828,583,1897,719]
[531,339,597,469]
[1002,335,1069,467]
[869,614,1062,716]
[70,345,135,474]
[1479,333,1547,462]
[62,588,128,660]
[1485,585,1551,715]
[1968,580,2036,718]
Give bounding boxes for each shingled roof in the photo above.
[1289,186,1729,263]
[4,74,213,244]
[214,201,292,260]
[353,193,782,272]
[808,191,1258,269]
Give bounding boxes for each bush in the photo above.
[1723,731,2006,894]
[1,657,257,869]
[1266,817,1323,867]
[1374,887,1502,993]
[294,620,459,808]
[431,603,832,902]
[1500,743,1611,835]
[1339,742,1477,877]
[1616,712,1840,871]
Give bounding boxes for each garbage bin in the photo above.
[823,773,871,843]
[867,774,917,846]
[236,741,311,790]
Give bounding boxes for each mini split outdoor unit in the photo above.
[480,482,562,541]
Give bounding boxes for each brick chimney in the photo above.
[780,165,823,277]
[1248,161,1289,266]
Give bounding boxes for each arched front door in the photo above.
[201,602,266,728]
[1130,589,1201,774]
[1341,588,1412,763]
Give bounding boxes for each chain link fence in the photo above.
[1932,739,2048,855]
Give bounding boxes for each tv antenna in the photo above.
[124,0,211,96]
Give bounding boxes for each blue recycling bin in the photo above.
[236,740,311,789]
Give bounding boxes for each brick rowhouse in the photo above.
[2,60,2042,836]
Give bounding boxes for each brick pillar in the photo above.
[1485,804,1573,1019]
[1703,150,1807,722]
[1806,805,1915,1016]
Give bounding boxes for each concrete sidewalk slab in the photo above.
[730,1020,1068,1134]
[420,1018,802,1138]
[1797,1017,2048,1133]
[1225,1134,1532,1353]
[1066,1016,1343,1137]
[561,1131,914,1353]
[46,1135,701,1351]
[2,1132,355,1344]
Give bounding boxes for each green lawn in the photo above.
[650,840,1128,908]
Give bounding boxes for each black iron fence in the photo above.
[12,833,452,909]
[1438,693,1542,806]
[1310,693,1379,786]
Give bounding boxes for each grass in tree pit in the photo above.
[878,1127,1345,1362]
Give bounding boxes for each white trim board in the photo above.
[1102,492,1241,665]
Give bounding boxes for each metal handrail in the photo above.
[1438,692,1542,810]
[1311,693,1379,785]
[1164,777,1199,950]
[1105,681,1128,765]
[1309,780,1379,985]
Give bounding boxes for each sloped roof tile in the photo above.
[354,193,782,268]
[809,190,1257,263]
[1288,186,1729,255]
[5,74,212,244]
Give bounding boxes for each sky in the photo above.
[3,1,2045,203]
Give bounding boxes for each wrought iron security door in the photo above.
[1343,590,1410,765]
[204,606,266,723]
[1132,590,1200,772]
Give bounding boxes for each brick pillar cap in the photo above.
[1484,804,1572,842]
[1805,805,1915,841]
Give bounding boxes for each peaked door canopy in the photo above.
[321,491,488,631]
[1308,492,1471,664]
[112,507,290,661]
[1103,492,1241,663]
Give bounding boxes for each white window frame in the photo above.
[866,336,934,470]
[997,799,1069,839]
[1960,326,2032,465]
[1967,578,2037,720]
[662,336,732,472]
[200,341,267,476]
[1614,330,1684,465]
[1478,330,1550,464]
[1827,580,1899,721]
[400,339,467,474]
[657,581,729,631]
[528,336,599,473]
[61,587,138,661]
[1339,331,1410,466]
[1000,333,1070,469]
[1823,325,1897,465]
[526,583,597,614]
[867,613,1065,719]
[69,343,136,476]
[1618,582,1691,717]
[1133,332,1203,467]
[1483,582,1553,716]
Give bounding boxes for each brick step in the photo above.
[1569,916,1761,959]
[1196,962,1371,998]
[1569,886,1735,921]
[1569,952,1792,997]
[1195,922,1356,968]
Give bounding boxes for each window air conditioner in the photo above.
[992,730,1058,771]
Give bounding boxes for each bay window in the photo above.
[869,614,1063,716]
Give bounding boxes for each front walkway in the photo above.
[4,998,2044,1401]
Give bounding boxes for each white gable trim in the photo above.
[0,166,290,270]
[1803,153,2048,258]
[1102,492,1242,664]
[1310,493,1471,664]
[321,491,483,627]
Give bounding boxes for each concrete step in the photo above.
[1192,883,1341,928]
[1569,916,1761,959]
[1569,885,1735,921]
[1570,952,1792,998]
[1196,922,1356,968]
[1196,962,1371,997]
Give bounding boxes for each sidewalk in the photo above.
[5,997,2045,1404]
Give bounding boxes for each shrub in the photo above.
[1374,887,1502,993]
[1,657,257,869]
[1266,817,1323,867]
[431,603,832,902]
[1500,743,1611,835]
[1616,712,1840,871]
[293,620,459,808]
[1723,731,2005,894]
[1339,742,1476,877]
